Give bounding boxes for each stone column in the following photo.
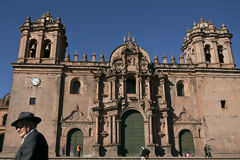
[163,113,169,144]
[112,115,116,144]
[95,114,99,144]
[149,114,153,144]
[224,40,235,64]
[116,119,120,144]
[161,112,171,157]
[136,75,139,97]
[17,30,29,63]
[123,77,126,98]
[36,31,44,60]
[51,31,58,59]
[161,78,168,111]
[144,121,149,146]
[193,39,205,63]
[119,77,126,106]
[145,77,150,99]
[93,113,100,156]
[119,78,124,97]
[112,77,116,100]
[148,112,156,157]
[211,40,219,63]
[108,116,112,144]
[109,79,113,100]
[95,77,100,101]
[139,76,143,99]
[105,115,119,157]
[108,81,112,101]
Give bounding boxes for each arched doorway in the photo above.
[120,110,144,156]
[66,128,83,157]
[179,129,195,156]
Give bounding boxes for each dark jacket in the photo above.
[14,130,48,160]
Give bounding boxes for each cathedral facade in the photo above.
[2,12,240,158]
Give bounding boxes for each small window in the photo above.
[89,128,92,137]
[70,79,81,94]
[221,100,226,109]
[177,81,184,96]
[29,98,36,105]
[126,77,136,94]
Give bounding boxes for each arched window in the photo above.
[42,40,51,58]
[218,46,224,63]
[70,79,80,94]
[126,77,136,94]
[204,45,211,63]
[28,39,37,58]
[2,114,7,126]
[177,81,184,96]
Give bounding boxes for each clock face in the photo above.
[30,77,41,86]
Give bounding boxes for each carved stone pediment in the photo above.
[62,110,91,123]
[174,107,201,125]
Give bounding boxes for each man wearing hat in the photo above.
[11,112,48,160]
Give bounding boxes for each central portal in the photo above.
[120,110,145,156]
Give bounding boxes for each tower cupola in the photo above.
[17,12,68,64]
[181,18,235,68]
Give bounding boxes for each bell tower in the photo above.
[17,11,68,64]
[181,18,235,68]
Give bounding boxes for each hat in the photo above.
[11,112,41,127]
[141,148,150,156]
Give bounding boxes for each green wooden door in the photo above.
[179,130,195,156]
[66,128,83,157]
[121,110,145,156]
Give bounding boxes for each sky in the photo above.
[0,0,240,98]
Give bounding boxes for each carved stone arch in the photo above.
[120,107,147,121]
[63,126,88,138]
[175,125,198,138]
[174,125,197,152]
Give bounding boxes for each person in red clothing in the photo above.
[76,144,81,157]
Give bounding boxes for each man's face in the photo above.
[15,120,31,139]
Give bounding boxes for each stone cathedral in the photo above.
[1,12,240,158]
